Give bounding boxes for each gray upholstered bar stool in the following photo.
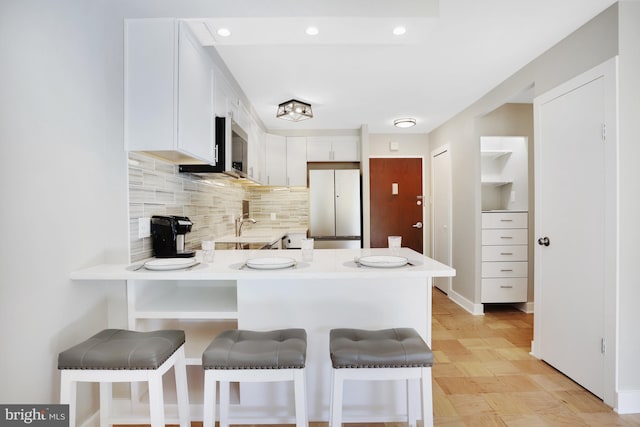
[202,329,308,427]
[329,328,434,427]
[58,329,189,427]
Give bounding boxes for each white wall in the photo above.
[0,0,127,410]
[0,0,250,409]
[616,0,640,412]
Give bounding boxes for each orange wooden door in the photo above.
[369,158,423,252]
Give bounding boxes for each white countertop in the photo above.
[71,248,455,281]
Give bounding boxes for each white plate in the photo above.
[357,255,408,268]
[144,258,198,271]
[246,257,296,270]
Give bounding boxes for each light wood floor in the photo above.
[128,289,640,427]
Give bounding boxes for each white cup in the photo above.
[388,235,402,249]
[202,240,215,263]
[301,238,314,262]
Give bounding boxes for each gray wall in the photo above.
[428,4,618,307]
[429,1,640,413]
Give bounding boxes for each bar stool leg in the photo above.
[147,372,165,427]
[59,372,76,427]
[329,369,344,427]
[219,380,231,427]
[99,382,112,427]
[293,369,308,427]
[174,347,190,427]
[202,370,217,427]
[421,367,434,427]
[406,378,416,427]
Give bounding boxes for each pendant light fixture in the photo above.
[276,99,313,122]
[393,118,416,128]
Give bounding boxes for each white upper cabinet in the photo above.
[265,134,287,186]
[124,19,217,165]
[306,136,360,162]
[286,137,308,186]
[264,135,308,186]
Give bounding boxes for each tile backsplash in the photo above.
[128,152,309,262]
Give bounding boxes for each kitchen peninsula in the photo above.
[71,247,455,423]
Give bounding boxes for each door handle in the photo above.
[538,236,550,246]
[412,222,423,229]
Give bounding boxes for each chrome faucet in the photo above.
[235,213,257,237]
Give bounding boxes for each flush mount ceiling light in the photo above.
[276,99,313,122]
[393,118,416,128]
[392,26,407,36]
[305,26,319,36]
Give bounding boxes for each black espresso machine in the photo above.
[150,215,195,258]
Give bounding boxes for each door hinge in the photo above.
[601,123,606,142]
[601,338,606,354]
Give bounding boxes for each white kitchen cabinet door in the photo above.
[265,134,287,186]
[177,22,215,163]
[124,19,216,164]
[306,136,332,161]
[331,136,360,161]
[306,136,360,162]
[286,137,307,186]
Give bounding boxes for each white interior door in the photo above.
[534,60,617,401]
[432,147,452,293]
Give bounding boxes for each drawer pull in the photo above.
[500,236,513,239]
[500,219,513,222]
[500,252,513,255]
[500,269,513,272]
[500,285,514,289]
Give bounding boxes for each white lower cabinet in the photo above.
[481,211,528,303]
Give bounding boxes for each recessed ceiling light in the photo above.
[393,26,407,36]
[217,28,231,37]
[393,118,416,128]
[305,26,319,36]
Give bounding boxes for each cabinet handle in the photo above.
[500,252,513,255]
[500,285,514,289]
[500,269,513,272]
[214,145,219,164]
[500,236,513,239]
[500,219,513,222]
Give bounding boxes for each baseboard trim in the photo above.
[447,289,484,315]
[514,301,535,313]
[616,390,640,414]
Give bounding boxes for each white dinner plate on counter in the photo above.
[144,258,198,271]
[357,255,408,268]
[246,257,296,270]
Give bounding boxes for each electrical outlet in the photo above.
[270,212,277,220]
[138,217,151,238]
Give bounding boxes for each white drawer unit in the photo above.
[481,229,528,245]
[481,211,528,303]
[481,278,528,303]
[482,261,528,278]
[482,245,528,262]
[482,212,528,228]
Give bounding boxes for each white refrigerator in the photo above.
[309,168,361,249]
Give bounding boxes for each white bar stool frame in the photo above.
[203,367,308,427]
[329,365,433,427]
[59,344,189,427]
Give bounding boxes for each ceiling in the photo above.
[187,0,617,134]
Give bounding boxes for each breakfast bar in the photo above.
[71,247,455,423]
